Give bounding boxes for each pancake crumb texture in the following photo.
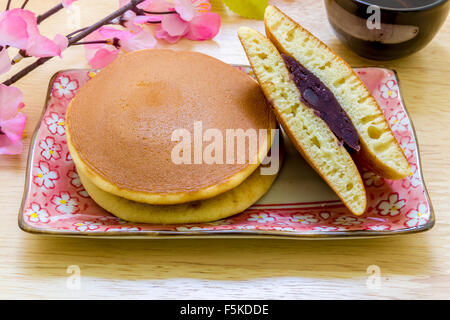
[264,5,410,180]
[238,26,366,215]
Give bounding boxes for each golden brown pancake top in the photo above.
[66,49,274,195]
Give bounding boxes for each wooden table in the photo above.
[1,0,449,300]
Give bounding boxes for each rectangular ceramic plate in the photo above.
[18,66,434,239]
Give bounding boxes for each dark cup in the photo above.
[324,0,450,60]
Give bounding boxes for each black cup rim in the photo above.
[352,0,448,12]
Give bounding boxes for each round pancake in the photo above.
[66,49,276,205]
[78,163,279,224]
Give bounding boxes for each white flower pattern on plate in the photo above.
[51,192,78,214]
[313,226,346,232]
[106,226,141,232]
[389,111,409,132]
[73,221,102,232]
[53,75,78,99]
[39,136,62,160]
[289,214,318,225]
[272,226,295,232]
[362,171,384,187]
[399,136,415,159]
[247,213,275,223]
[402,164,421,189]
[25,203,50,223]
[380,79,399,99]
[67,169,81,188]
[45,112,65,135]
[365,224,391,231]
[176,226,207,231]
[235,225,257,230]
[33,161,59,189]
[376,193,406,216]
[405,203,429,227]
[333,216,364,226]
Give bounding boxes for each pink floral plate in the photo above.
[18,66,434,239]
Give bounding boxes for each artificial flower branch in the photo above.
[3,0,147,86]
[36,3,64,24]
[21,0,29,9]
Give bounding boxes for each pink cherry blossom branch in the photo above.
[3,0,146,86]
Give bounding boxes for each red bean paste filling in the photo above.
[282,54,360,152]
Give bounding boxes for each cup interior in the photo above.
[353,0,448,11]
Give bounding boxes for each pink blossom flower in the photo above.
[53,34,69,54]
[0,9,62,58]
[0,47,10,75]
[0,11,28,48]
[119,0,163,26]
[0,84,26,155]
[61,0,78,8]
[85,46,119,69]
[84,31,111,69]
[156,0,220,43]
[84,26,156,68]
[98,26,156,52]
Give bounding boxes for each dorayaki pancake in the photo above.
[238,26,367,216]
[78,161,281,224]
[264,5,411,180]
[66,49,276,205]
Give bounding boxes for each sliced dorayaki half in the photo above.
[264,5,411,180]
[238,26,367,216]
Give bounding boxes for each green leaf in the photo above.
[221,0,268,20]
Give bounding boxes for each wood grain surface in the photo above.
[1,0,449,299]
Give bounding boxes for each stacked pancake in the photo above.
[66,50,279,224]
[238,6,411,216]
